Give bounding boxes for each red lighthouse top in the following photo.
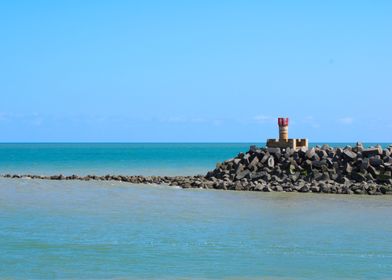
[278,117,289,126]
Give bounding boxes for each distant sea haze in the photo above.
[0,143,390,176]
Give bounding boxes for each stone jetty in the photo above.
[204,143,392,195]
[1,143,392,195]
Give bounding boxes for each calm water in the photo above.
[0,143,254,176]
[1,179,392,279]
[0,143,392,279]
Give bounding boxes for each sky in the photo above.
[0,0,391,142]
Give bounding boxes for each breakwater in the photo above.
[1,143,392,195]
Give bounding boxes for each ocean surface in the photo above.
[1,143,392,279]
[0,143,389,176]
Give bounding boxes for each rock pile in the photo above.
[205,143,392,194]
[1,143,392,195]
[0,173,205,186]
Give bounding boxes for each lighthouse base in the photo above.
[267,138,308,150]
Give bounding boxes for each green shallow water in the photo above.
[1,178,392,279]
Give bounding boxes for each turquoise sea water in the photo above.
[1,143,392,279]
[0,143,389,176]
[1,179,392,279]
[0,143,254,176]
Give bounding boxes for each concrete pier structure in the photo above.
[267,117,308,150]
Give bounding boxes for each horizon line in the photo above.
[0,141,390,145]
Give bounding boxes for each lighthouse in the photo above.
[267,117,308,150]
[278,117,289,140]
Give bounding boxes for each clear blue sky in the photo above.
[0,0,391,142]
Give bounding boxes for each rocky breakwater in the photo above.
[0,173,206,187]
[1,143,392,195]
[205,143,392,195]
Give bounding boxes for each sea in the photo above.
[0,143,392,279]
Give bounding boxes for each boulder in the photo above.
[236,170,251,180]
[311,186,320,193]
[299,185,310,192]
[232,181,243,190]
[362,147,382,157]
[267,147,281,155]
[261,152,270,164]
[249,145,258,153]
[274,185,284,192]
[317,150,328,159]
[250,171,266,181]
[312,159,327,169]
[242,153,251,165]
[321,144,330,151]
[342,150,357,161]
[306,148,316,159]
[355,142,364,152]
[235,163,244,174]
[267,156,275,168]
[354,189,365,194]
[249,156,259,169]
[369,157,383,167]
[360,158,369,171]
[351,171,366,182]
[298,146,307,157]
[320,183,331,193]
[345,163,353,174]
[367,165,380,177]
[285,147,294,156]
